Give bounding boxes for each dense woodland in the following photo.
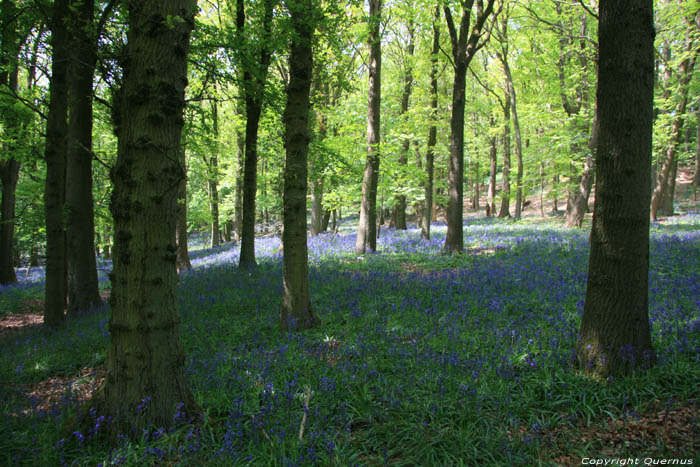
[1,0,699,464]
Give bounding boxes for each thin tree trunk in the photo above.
[280,0,319,331]
[566,109,598,228]
[44,0,71,327]
[502,59,523,220]
[238,0,273,267]
[421,5,439,241]
[694,104,699,201]
[310,178,323,235]
[498,92,511,218]
[576,0,656,377]
[176,149,192,272]
[233,103,244,243]
[98,0,200,434]
[487,118,497,217]
[321,209,330,232]
[356,0,381,254]
[66,0,101,313]
[392,20,414,230]
[209,98,220,248]
[650,32,695,221]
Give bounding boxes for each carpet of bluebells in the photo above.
[1,215,699,465]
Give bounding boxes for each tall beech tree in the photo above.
[280,0,320,331]
[421,5,440,241]
[0,0,22,285]
[98,0,200,432]
[576,0,656,377]
[392,18,415,231]
[44,0,71,327]
[237,0,274,268]
[356,0,382,254]
[443,0,497,252]
[65,0,109,312]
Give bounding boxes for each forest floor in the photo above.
[1,177,699,466]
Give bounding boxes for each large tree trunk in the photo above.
[238,0,273,267]
[444,59,466,250]
[576,0,656,377]
[66,0,101,313]
[498,93,511,218]
[98,0,199,434]
[176,150,192,272]
[0,0,21,285]
[209,98,220,248]
[280,0,319,331]
[443,0,497,251]
[421,6,439,241]
[356,0,381,254]
[44,0,71,327]
[0,159,19,284]
[392,20,414,231]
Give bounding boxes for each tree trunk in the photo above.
[443,0,497,250]
[0,159,19,284]
[421,6,439,241]
[694,104,699,201]
[233,104,244,243]
[280,0,319,331]
[502,59,523,220]
[650,32,695,221]
[0,0,21,285]
[565,110,598,228]
[356,0,381,254]
[576,0,656,377]
[310,178,323,235]
[66,0,101,313]
[498,92,511,218]
[472,159,480,210]
[238,0,273,267]
[321,209,331,232]
[209,99,220,248]
[98,0,199,434]
[44,0,71,327]
[488,130,497,217]
[392,20,414,231]
[176,150,192,272]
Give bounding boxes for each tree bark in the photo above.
[208,98,220,248]
[0,0,21,284]
[694,104,699,201]
[238,0,273,267]
[502,57,523,220]
[498,91,511,218]
[392,20,414,231]
[356,0,382,254]
[98,0,199,434]
[310,178,323,235]
[280,0,319,331]
[650,30,696,221]
[443,0,497,252]
[44,0,71,327]
[421,5,439,241]
[576,0,656,377]
[233,101,245,243]
[176,150,192,272]
[66,0,101,313]
[487,121,497,217]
